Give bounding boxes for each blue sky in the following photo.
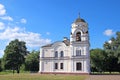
[0,0,120,58]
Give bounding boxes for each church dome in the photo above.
[74,13,86,23]
[75,17,86,23]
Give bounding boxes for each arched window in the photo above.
[76,32,81,41]
[76,62,82,70]
[60,51,64,57]
[54,51,58,57]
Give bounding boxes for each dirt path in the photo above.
[86,75,120,80]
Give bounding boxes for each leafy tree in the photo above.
[25,50,39,72]
[90,49,107,72]
[103,32,120,73]
[115,32,120,63]
[0,58,3,71]
[3,39,28,73]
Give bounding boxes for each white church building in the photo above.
[39,15,90,74]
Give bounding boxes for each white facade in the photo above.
[39,16,90,74]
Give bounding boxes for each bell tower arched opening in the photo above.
[76,32,81,41]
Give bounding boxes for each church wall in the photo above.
[39,16,90,74]
[42,49,53,57]
[72,60,88,73]
[41,60,71,72]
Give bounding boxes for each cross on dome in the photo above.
[78,12,80,18]
[74,13,86,23]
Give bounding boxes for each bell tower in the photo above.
[70,14,89,43]
[70,14,90,73]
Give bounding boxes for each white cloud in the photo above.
[0,4,13,21]
[0,3,51,56]
[0,4,6,16]
[0,22,5,30]
[0,27,51,47]
[0,16,13,21]
[103,29,115,36]
[108,40,112,44]
[20,18,27,24]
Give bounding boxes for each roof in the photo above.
[74,13,86,23]
[42,44,53,48]
[74,17,86,23]
[63,39,70,46]
[42,39,70,48]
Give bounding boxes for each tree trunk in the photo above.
[17,69,19,74]
[12,66,15,74]
[17,66,20,74]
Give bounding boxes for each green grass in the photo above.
[0,73,88,80]
[0,70,29,75]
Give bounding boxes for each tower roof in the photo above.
[75,18,86,23]
[74,13,86,23]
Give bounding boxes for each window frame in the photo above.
[60,63,64,69]
[54,63,58,69]
[54,51,58,57]
[76,50,81,56]
[60,51,64,57]
[76,62,82,71]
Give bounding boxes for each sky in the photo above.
[0,0,120,58]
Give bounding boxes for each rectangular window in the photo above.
[60,63,63,69]
[76,62,82,70]
[60,51,64,57]
[55,51,58,57]
[76,50,81,56]
[54,63,58,69]
[60,53,64,57]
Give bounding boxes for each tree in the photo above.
[3,39,28,73]
[0,58,3,71]
[115,32,120,63]
[90,49,107,72]
[25,50,39,72]
[103,32,120,73]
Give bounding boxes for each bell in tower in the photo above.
[76,32,81,41]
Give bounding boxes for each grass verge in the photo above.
[0,73,88,80]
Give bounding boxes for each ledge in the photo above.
[39,72,90,75]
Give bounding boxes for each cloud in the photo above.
[0,4,13,21]
[0,3,51,58]
[0,22,5,30]
[0,27,51,47]
[0,16,13,21]
[108,40,112,44]
[20,18,27,24]
[103,29,115,36]
[0,4,6,16]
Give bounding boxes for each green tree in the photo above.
[115,32,120,63]
[3,39,28,73]
[25,50,39,72]
[90,49,107,72]
[0,58,3,71]
[104,32,120,73]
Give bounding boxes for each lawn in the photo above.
[0,73,88,80]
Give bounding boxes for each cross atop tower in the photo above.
[78,12,80,18]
